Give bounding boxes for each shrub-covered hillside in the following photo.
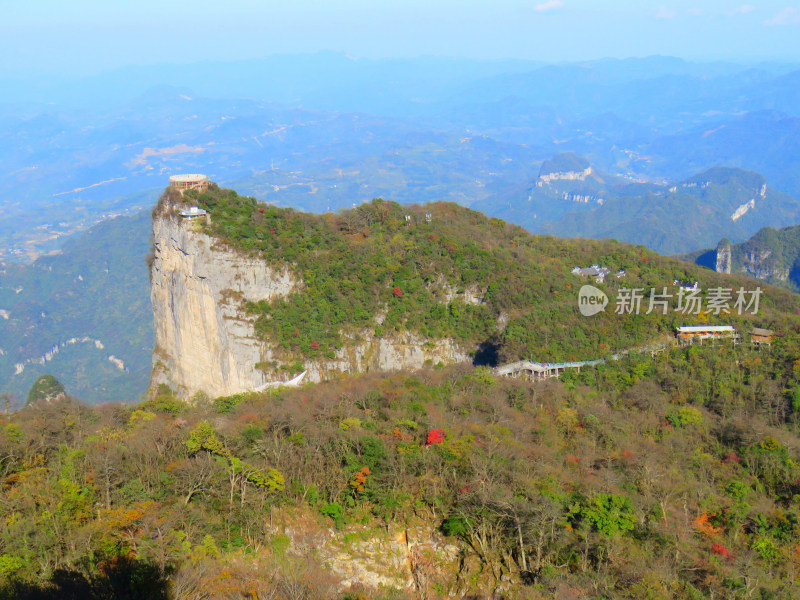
[167,186,800,365]
[5,336,800,598]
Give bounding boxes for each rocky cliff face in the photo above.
[715,240,788,281]
[715,239,732,274]
[536,166,593,186]
[150,213,300,398]
[739,248,790,282]
[150,203,471,399]
[708,227,798,289]
[265,506,502,596]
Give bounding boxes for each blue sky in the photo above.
[3,1,800,74]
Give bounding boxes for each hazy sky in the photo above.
[3,1,800,75]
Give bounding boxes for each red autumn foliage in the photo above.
[392,286,403,298]
[310,341,320,350]
[269,227,276,234]
[426,429,446,446]
[258,207,266,214]
[712,543,734,560]
[566,455,580,464]
[723,451,741,464]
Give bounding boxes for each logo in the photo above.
[578,285,608,317]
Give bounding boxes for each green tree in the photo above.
[581,493,637,537]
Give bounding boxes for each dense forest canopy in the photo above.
[4,337,800,598]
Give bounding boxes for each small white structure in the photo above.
[169,174,210,193]
[673,279,700,292]
[179,206,207,218]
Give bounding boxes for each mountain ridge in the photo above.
[479,154,800,255]
[149,182,800,399]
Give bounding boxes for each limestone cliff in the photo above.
[150,212,299,398]
[150,197,472,399]
[706,226,800,292]
[715,239,732,274]
[739,248,790,282]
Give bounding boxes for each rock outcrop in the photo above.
[706,226,800,291]
[150,198,472,399]
[263,506,503,596]
[715,239,732,274]
[536,166,593,186]
[739,248,790,282]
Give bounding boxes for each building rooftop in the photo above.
[751,328,775,337]
[169,174,209,184]
[572,265,611,277]
[676,325,735,333]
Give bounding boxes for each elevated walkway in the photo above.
[493,339,676,381]
[494,359,604,380]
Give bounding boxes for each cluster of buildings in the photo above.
[179,206,207,219]
[170,174,211,219]
[572,263,702,293]
[571,265,626,283]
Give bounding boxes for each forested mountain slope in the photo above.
[150,183,800,399]
[4,339,800,597]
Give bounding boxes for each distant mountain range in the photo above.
[3,55,800,261]
[476,153,800,255]
[634,110,800,201]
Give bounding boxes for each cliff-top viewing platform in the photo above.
[169,174,210,194]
